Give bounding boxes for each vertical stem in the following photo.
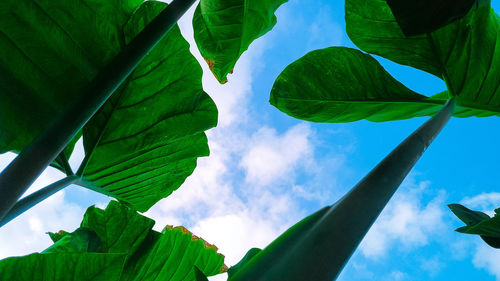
[0,0,196,220]
[0,176,79,227]
[230,100,455,281]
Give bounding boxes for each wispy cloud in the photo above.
[359,177,448,258]
[473,242,500,281]
[240,124,314,187]
[461,192,500,214]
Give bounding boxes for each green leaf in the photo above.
[270,47,445,123]
[448,203,490,226]
[193,0,288,83]
[194,266,210,281]
[227,248,262,279]
[121,225,227,281]
[385,0,477,36]
[79,1,218,212]
[80,201,154,255]
[43,228,103,253]
[0,201,227,280]
[346,0,500,116]
[0,0,143,156]
[449,203,500,249]
[0,253,126,281]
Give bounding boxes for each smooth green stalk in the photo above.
[0,0,196,221]
[0,176,79,227]
[230,100,455,281]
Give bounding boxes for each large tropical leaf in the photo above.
[271,1,499,123]
[193,0,288,83]
[0,253,126,281]
[78,1,217,212]
[385,0,477,36]
[449,204,500,248]
[0,201,227,280]
[270,47,445,123]
[0,0,142,155]
[346,0,500,113]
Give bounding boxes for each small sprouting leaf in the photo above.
[47,230,70,243]
[385,0,477,36]
[449,203,500,249]
[193,0,288,83]
[448,203,490,226]
[43,228,102,253]
[270,47,445,123]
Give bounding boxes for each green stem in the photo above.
[57,153,74,176]
[230,99,455,281]
[0,0,196,221]
[0,176,79,227]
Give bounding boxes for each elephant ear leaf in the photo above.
[449,204,500,249]
[270,47,445,123]
[193,0,288,83]
[121,225,227,281]
[346,0,500,118]
[80,200,155,255]
[385,0,477,36]
[0,201,227,280]
[0,0,143,157]
[0,252,125,281]
[79,1,218,212]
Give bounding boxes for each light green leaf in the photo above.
[43,228,103,253]
[193,0,287,83]
[80,201,154,255]
[0,0,142,155]
[79,1,218,212]
[346,0,500,115]
[385,0,476,36]
[270,47,445,123]
[121,225,227,281]
[0,201,227,280]
[0,253,126,281]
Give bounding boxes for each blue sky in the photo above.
[1,1,500,281]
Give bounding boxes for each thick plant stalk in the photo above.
[0,0,196,221]
[0,176,79,227]
[230,99,455,281]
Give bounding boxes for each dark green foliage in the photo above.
[0,0,218,212]
[193,0,288,83]
[449,204,500,248]
[385,0,477,35]
[271,0,499,123]
[79,1,217,212]
[0,0,142,155]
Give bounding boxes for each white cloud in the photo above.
[0,189,84,258]
[240,124,313,187]
[473,242,500,281]
[462,192,500,214]
[359,178,447,258]
[145,5,337,279]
